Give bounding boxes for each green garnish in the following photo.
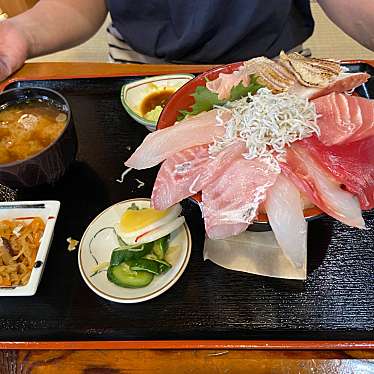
[177,75,263,120]
[128,203,139,211]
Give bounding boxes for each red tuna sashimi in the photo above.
[202,157,279,240]
[282,143,365,228]
[125,109,231,169]
[347,96,374,143]
[300,135,374,210]
[313,92,374,146]
[290,72,369,99]
[152,141,247,210]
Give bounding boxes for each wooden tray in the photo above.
[0,62,373,350]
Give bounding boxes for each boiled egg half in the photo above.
[115,203,185,245]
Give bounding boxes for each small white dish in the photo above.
[0,200,60,296]
[121,74,194,131]
[78,198,191,303]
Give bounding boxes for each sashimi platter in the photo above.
[125,51,373,280]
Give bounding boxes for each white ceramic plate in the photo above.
[0,200,60,296]
[121,74,194,131]
[78,198,191,303]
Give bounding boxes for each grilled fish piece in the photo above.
[279,51,341,87]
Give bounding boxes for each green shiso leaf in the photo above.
[177,74,263,120]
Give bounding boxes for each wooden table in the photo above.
[0,62,373,373]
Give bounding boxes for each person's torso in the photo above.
[106,0,314,64]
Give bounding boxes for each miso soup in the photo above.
[0,98,67,164]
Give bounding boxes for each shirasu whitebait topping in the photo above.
[209,88,320,168]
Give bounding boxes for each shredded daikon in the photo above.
[135,178,145,188]
[209,88,319,166]
[116,167,133,183]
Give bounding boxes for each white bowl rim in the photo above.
[121,74,195,127]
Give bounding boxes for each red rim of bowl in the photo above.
[157,62,323,222]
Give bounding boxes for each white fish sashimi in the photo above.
[151,145,210,210]
[265,174,307,269]
[125,109,231,169]
[202,157,279,240]
[151,141,246,211]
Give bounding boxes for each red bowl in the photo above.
[157,63,323,224]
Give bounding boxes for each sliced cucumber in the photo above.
[107,263,154,288]
[128,258,161,275]
[153,235,170,260]
[110,242,153,266]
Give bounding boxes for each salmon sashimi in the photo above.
[300,135,374,210]
[265,173,307,269]
[125,109,231,169]
[206,65,251,100]
[282,142,365,228]
[152,141,246,210]
[313,92,374,146]
[202,157,279,240]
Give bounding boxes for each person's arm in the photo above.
[0,0,107,80]
[317,0,374,51]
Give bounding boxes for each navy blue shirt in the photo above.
[106,0,314,64]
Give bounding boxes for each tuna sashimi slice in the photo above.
[282,142,365,228]
[313,92,374,146]
[291,72,370,99]
[152,141,246,210]
[347,95,374,143]
[125,109,231,169]
[202,157,279,240]
[265,174,307,269]
[313,92,363,146]
[300,135,374,210]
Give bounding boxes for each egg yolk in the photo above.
[120,207,169,233]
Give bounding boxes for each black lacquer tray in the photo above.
[0,63,373,346]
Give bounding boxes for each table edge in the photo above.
[0,340,372,350]
[1,59,373,92]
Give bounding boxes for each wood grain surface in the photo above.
[0,349,373,373]
[0,62,373,372]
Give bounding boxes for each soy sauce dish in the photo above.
[78,198,191,303]
[121,74,194,131]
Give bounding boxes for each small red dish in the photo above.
[157,62,323,224]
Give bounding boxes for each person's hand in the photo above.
[0,21,29,81]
